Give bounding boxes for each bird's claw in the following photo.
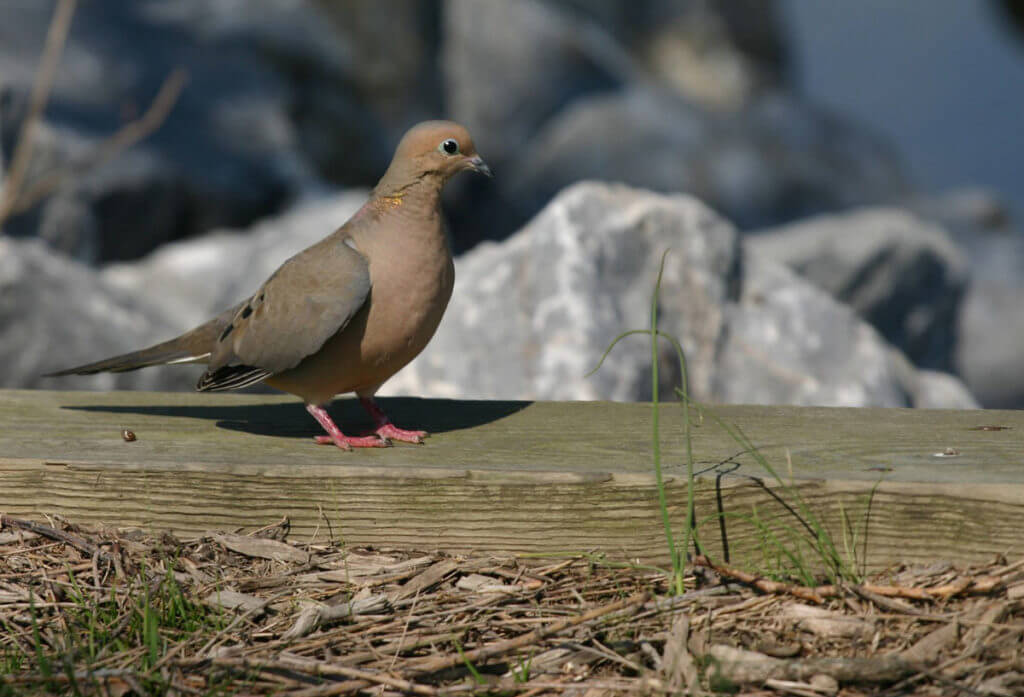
[375,424,428,444]
[314,434,391,449]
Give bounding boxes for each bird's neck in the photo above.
[346,175,446,247]
[373,166,444,201]
[367,174,444,220]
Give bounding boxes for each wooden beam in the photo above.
[1,389,1021,570]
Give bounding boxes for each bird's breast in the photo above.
[361,240,454,368]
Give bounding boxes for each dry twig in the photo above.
[0,0,186,228]
[0,519,1019,696]
[0,0,77,222]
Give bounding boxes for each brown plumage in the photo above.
[46,121,491,449]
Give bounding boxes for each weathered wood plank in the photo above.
[1,389,1022,570]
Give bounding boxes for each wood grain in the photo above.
[1,389,1021,570]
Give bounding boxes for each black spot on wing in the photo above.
[218,295,260,344]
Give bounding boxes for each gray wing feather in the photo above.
[205,239,371,377]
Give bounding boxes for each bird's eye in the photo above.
[439,138,459,155]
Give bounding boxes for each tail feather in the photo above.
[43,303,242,378]
[42,341,210,377]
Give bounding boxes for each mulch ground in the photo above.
[0,515,1021,696]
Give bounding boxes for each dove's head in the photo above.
[385,121,492,185]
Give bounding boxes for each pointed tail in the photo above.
[42,338,210,376]
[42,303,241,377]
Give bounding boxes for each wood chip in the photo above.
[389,559,458,601]
[281,594,391,640]
[901,621,959,665]
[757,641,803,658]
[786,604,873,640]
[214,533,310,564]
[455,573,522,593]
[704,644,912,685]
[0,531,40,545]
[203,590,267,614]
[0,589,45,604]
[961,601,1008,652]
[763,677,830,697]
[705,644,784,684]
[662,614,699,695]
[808,673,839,696]
[976,670,1024,697]
[316,554,436,585]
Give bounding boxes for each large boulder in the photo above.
[0,236,187,391]
[954,231,1024,408]
[440,0,874,252]
[442,0,622,171]
[443,0,788,169]
[746,208,968,372]
[17,182,978,408]
[392,182,739,401]
[303,0,443,133]
[384,183,977,408]
[501,89,906,237]
[549,0,789,107]
[714,252,975,408]
[902,188,1024,408]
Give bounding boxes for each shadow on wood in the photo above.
[65,397,533,439]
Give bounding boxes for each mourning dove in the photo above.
[46,121,492,449]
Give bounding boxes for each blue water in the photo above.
[782,0,1024,217]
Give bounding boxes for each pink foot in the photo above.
[306,404,389,451]
[375,423,428,444]
[314,434,390,449]
[360,396,429,445]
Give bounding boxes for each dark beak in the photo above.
[467,155,493,178]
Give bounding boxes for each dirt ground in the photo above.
[0,515,1021,696]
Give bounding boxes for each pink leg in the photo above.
[306,404,389,450]
[359,396,428,444]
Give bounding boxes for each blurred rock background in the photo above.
[1,0,1021,408]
